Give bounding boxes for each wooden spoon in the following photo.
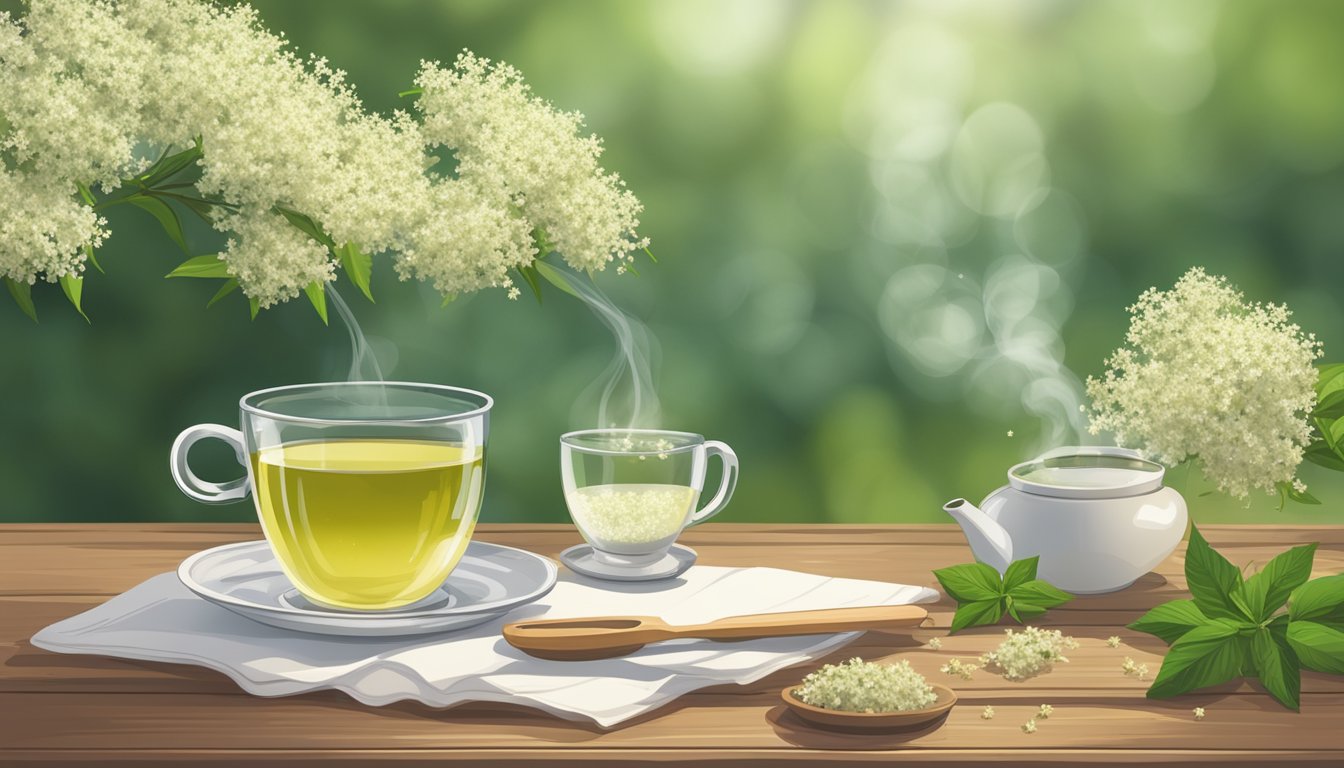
[503,604,930,660]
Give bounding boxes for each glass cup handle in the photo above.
[170,424,251,504]
[688,440,739,525]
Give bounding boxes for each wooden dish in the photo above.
[780,683,957,732]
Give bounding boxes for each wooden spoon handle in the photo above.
[678,604,929,640]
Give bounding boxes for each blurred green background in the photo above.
[4,0,1344,525]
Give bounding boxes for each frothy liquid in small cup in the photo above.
[251,439,483,610]
[567,483,698,547]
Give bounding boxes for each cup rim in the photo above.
[239,381,493,426]
[560,427,704,456]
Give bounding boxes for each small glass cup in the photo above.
[560,428,739,567]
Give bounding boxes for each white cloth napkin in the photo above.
[32,565,938,727]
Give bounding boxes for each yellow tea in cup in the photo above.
[251,439,484,610]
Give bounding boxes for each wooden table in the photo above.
[2,524,1342,766]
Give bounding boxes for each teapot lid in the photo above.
[1008,446,1165,499]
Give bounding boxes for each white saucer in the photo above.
[559,543,697,582]
[178,540,557,637]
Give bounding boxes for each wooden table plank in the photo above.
[1,524,1341,766]
[2,691,1342,754]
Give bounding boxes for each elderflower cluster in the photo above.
[793,658,937,713]
[939,658,978,680]
[415,52,649,274]
[1121,656,1149,680]
[1086,268,1321,498]
[980,627,1078,681]
[0,0,645,308]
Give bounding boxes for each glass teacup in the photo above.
[560,428,739,567]
[170,382,490,611]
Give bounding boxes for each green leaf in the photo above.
[1289,574,1344,625]
[275,206,336,250]
[83,244,103,274]
[532,259,582,299]
[949,598,1005,634]
[127,195,189,254]
[1007,579,1074,618]
[1185,525,1246,621]
[1001,557,1038,592]
[137,143,202,186]
[1147,619,1248,699]
[515,264,544,304]
[1129,599,1212,645]
[304,281,328,325]
[933,562,1004,604]
[1276,481,1321,506]
[248,296,260,320]
[206,279,238,309]
[75,181,96,207]
[155,191,218,223]
[338,243,374,303]
[1303,440,1344,472]
[3,277,37,322]
[1235,542,1317,622]
[533,227,554,256]
[1252,617,1301,710]
[1286,620,1344,674]
[1312,390,1344,421]
[1315,364,1344,415]
[166,255,229,279]
[58,273,89,323]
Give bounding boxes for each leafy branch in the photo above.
[1129,525,1343,710]
[933,556,1073,633]
[7,148,655,323]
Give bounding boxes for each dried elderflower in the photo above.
[940,658,978,680]
[980,627,1078,681]
[792,658,937,713]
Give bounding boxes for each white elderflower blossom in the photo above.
[1036,703,1054,719]
[981,627,1078,681]
[927,637,943,651]
[0,1,646,309]
[1021,719,1037,734]
[1087,268,1321,498]
[219,212,334,308]
[1193,707,1206,720]
[415,51,649,274]
[1106,636,1122,648]
[793,658,937,713]
[981,705,995,720]
[939,658,978,680]
[1121,656,1149,680]
[0,170,108,283]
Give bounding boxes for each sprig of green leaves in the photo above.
[1295,363,1344,504]
[933,556,1073,633]
[1129,524,1343,710]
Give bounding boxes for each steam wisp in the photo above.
[559,267,661,430]
[326,284,385,383]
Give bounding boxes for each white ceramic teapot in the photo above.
[943,446,1187,595]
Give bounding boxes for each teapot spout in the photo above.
[943,498,1014,573]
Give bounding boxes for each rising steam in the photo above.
[555,267,662,430]
[326,284,385,382]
